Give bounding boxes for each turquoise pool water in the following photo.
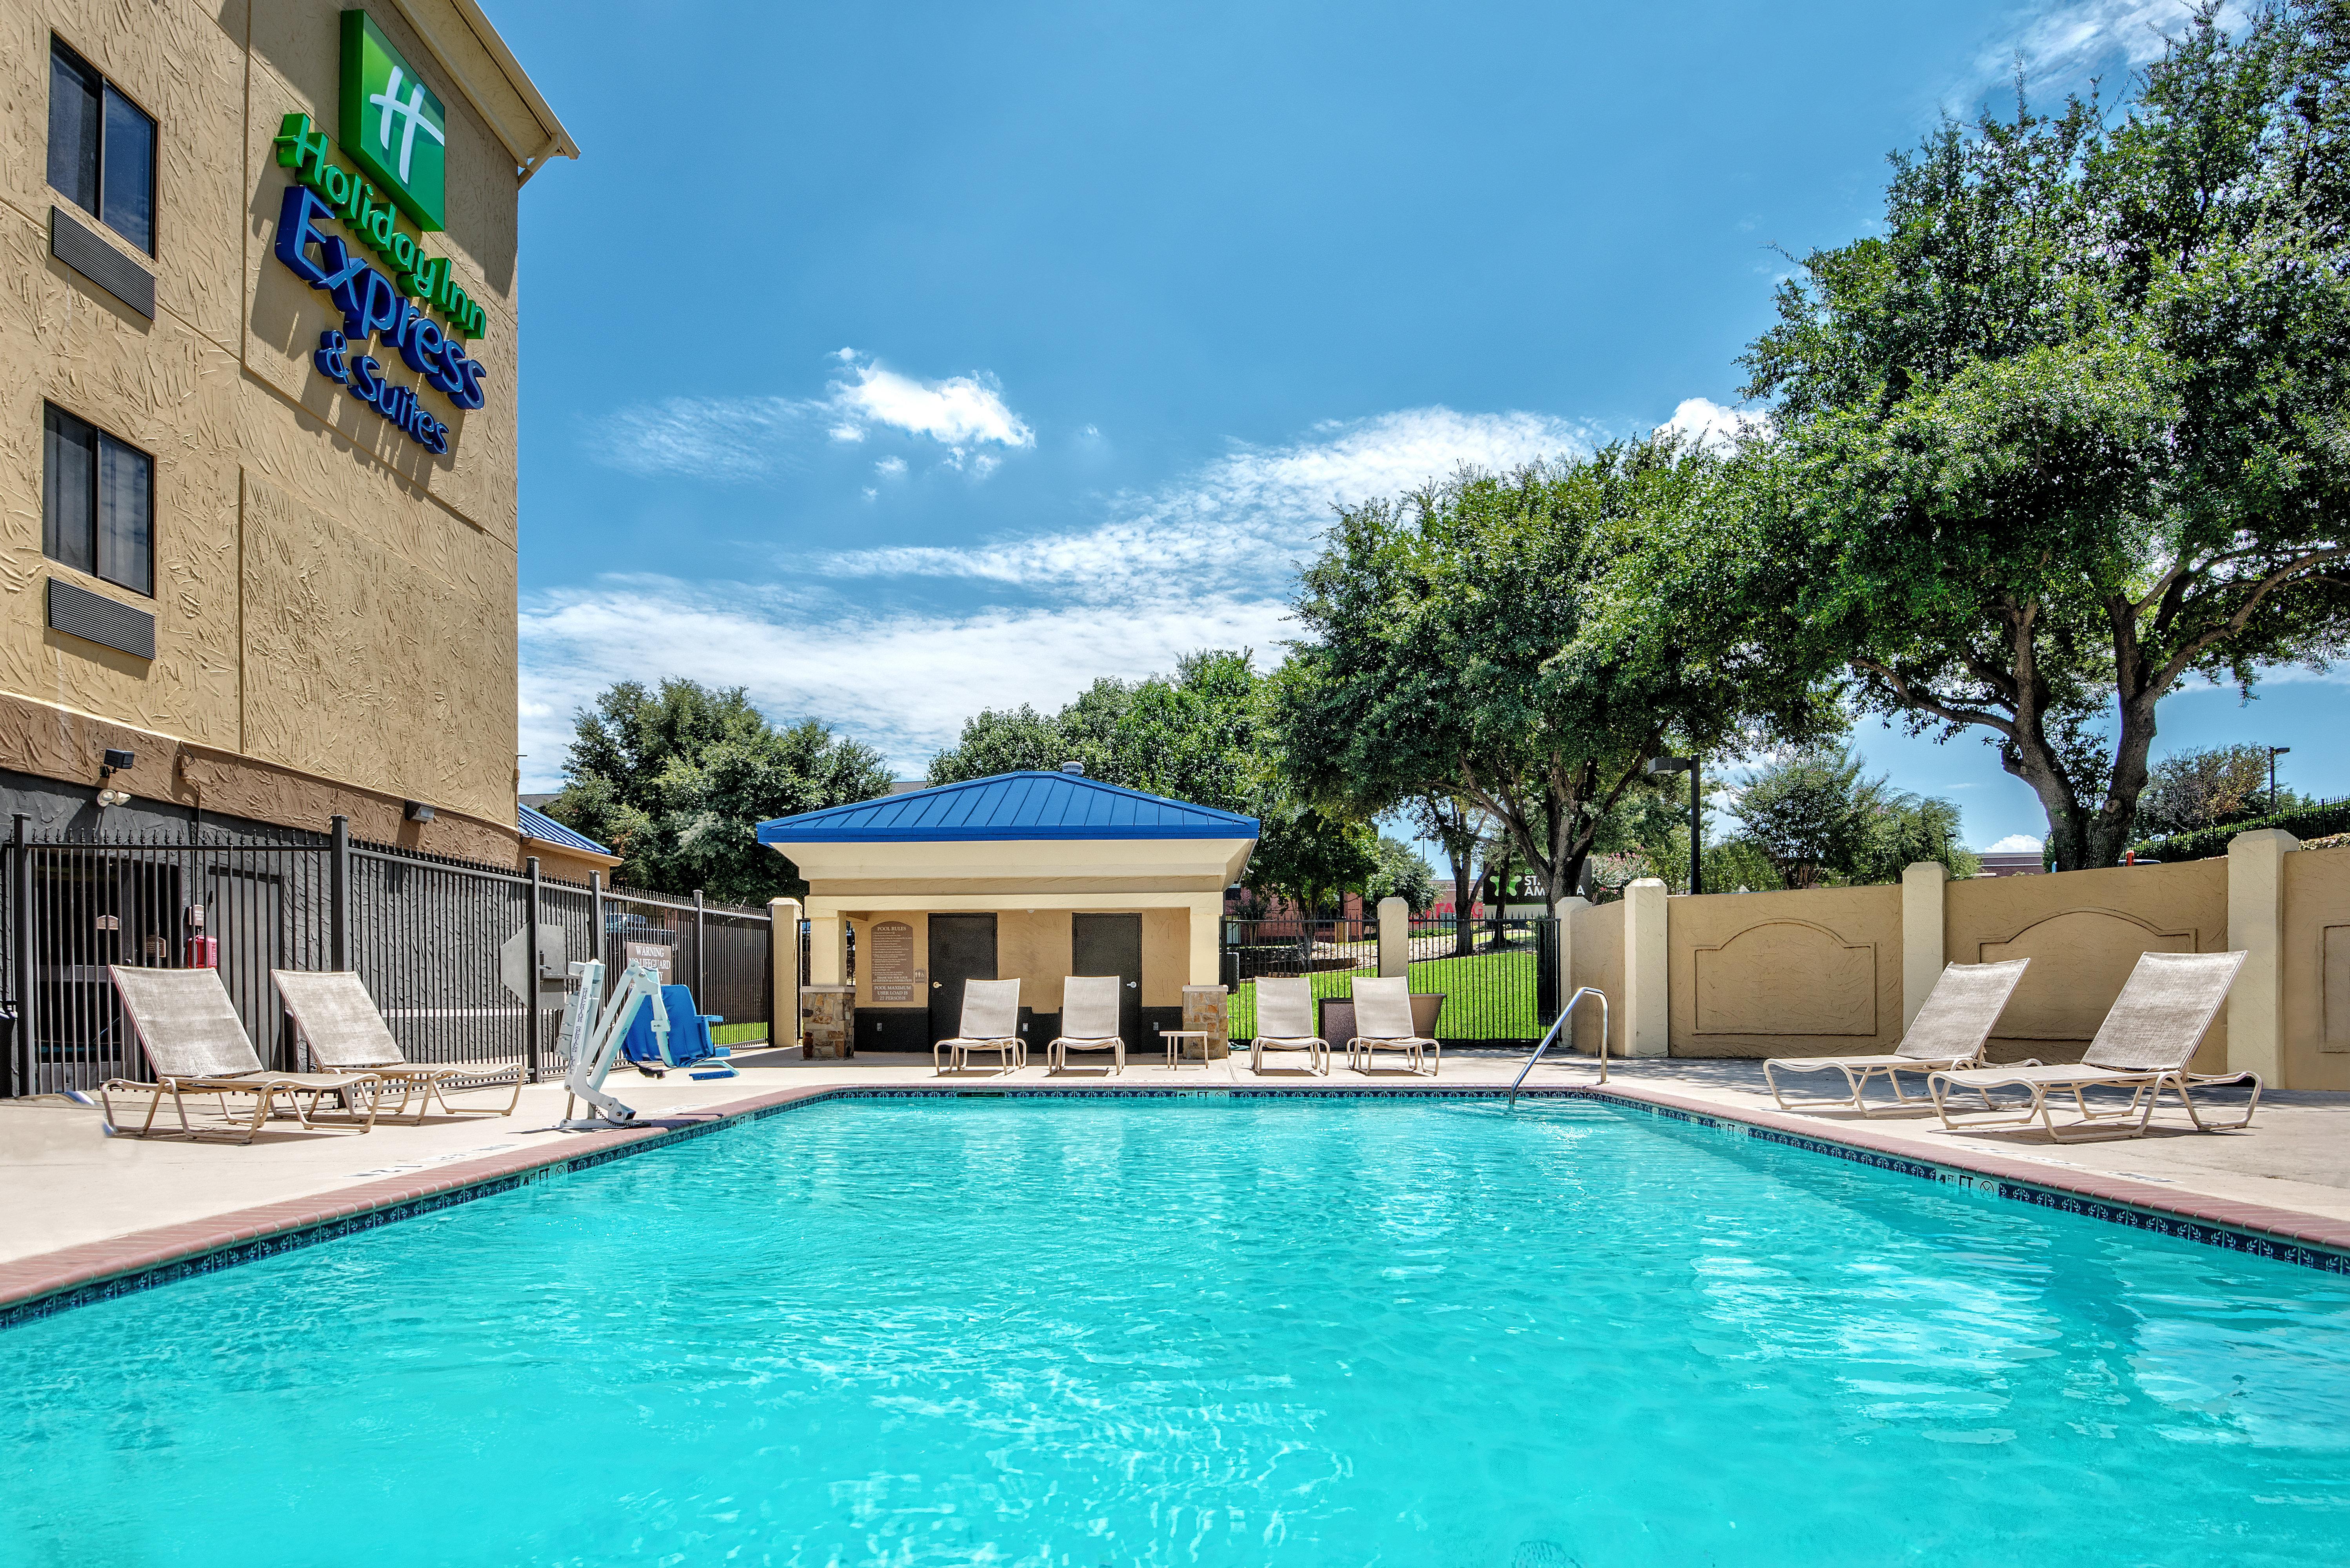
[5,1097,2348,1566]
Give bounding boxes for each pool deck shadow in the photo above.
[4,1049,2348,1322]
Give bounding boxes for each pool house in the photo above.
[756,769,1258,1057]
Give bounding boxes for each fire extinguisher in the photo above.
[184,903,217,968]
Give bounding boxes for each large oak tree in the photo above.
[1741,1,2350,868]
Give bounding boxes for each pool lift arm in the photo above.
[555,959,670,1131]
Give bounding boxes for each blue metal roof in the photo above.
[518,801,612,857]
[756,771,1260,844]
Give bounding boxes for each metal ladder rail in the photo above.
[1508,986,1610,1108]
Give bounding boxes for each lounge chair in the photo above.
[1347,976,1439,1075]
[1047,975,1126,1072]
[1928,949,2254,1141]
[934,978,1024,1074]
[100,965,384,1143]
[1763,958,2030,1116]
[273,969,524,1122]
[1250,976,1329,1073]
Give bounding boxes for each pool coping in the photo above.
[4,1080,2346,1330]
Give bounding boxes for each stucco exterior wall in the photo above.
[842,904,1198,1014]
[2282,844,2350,1092]
[1567,895,1621,1056]
[1,0,538,834]
[1665,883,1903,1060]
[1946,859,2230,1070]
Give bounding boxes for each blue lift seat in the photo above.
[620,984,738,1080]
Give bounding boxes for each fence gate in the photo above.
[1220,914,1558,1048]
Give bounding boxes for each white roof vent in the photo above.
[1060,760,1085,774]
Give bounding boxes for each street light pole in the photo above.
[2269,746,2291,815]
[1645,754,1702,895]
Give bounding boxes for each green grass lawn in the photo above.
[1226,945,1543,1042]
[711,1022,769,1047]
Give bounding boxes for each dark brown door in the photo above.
[1071,913,1143,1051]
[927,915,998,1048]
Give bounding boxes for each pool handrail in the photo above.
[1508,987,1609,1108]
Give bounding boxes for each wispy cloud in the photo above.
[586,351,1032,480]
[1965,0,2246,102]
[520,404,1601,781]
[821,406,1598,593]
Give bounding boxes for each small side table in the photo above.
[1160,1029,1213,1069]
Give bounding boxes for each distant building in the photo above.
[1975,851,2045,877]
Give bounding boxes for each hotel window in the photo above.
[43,405,154,599]
[47,39,156,255]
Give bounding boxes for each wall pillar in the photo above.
[2227,828,2298,1084]
[1187,895,1223,987]
[1376,896,1409,978]
[1901,861,1948,1033]
[769,897,802,1046]
[1553,895,1585,1000]
[1623,878,1670,1058]
[807,909,846,987]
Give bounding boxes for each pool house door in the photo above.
[1071,913,1143,1052]
[927,914,998,1049]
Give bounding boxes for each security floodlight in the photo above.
[404,800,436,823]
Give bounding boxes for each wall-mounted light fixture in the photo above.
[96,748,136,808]
[403,800,436,823]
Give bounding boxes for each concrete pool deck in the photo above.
[5,1046,2348,1321]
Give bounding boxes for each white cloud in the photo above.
[1657,397,1767,454]
[874,456,907,477]
[821,406,1596,593]
[833,359,1032,450]
[587,351,1031,479]
[1984,833,2045,853]
[1969,1,2245,98]
[520,405,1596,782]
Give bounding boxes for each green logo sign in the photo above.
[340,10,445,232]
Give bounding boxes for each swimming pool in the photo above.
[5,1096,2346,1566]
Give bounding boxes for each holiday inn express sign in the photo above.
[267,10,488,457]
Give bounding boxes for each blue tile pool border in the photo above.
[5,1082,2344,1332]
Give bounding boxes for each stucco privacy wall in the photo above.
[2,0,550,836]
[1560,841,2350,1088]
[1945,858,2229,1071]
[1665,883,1903,1060]
[2283,843,2350,1092]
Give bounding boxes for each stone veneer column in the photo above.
[1901,862,1948,1033]
[2227,828,2299,1084]
[1376,896,1410,977]
[1623,878,1670,1058]
[769,898,802,1046]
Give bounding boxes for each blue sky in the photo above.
[491,0,2336,850]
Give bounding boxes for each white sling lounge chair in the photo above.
[1047,975,1126,1072]
[1928,949,2254,1142]
[273,969,523,1122]
[1763,958,2030,1115]
[100,965,384,1143]
[1348,976,1439,1075]
[934,978,1024,1074]
[1250,976,1329,1073]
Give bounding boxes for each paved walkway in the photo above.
[4,1046,2346,1314]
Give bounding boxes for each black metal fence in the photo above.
[0,814,777,1099]
[1221,915,1558,1046]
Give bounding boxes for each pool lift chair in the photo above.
[554,959,672,1131]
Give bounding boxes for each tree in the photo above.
[927,650,1374,913]
[1275,442,1830,913]
[2137,744,2304,836]
[1409,792,1485,951]
[1367,836,1439,915]
[546,679,892,903]
[1739,2,2350,869]
[1730,744,1979,887]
